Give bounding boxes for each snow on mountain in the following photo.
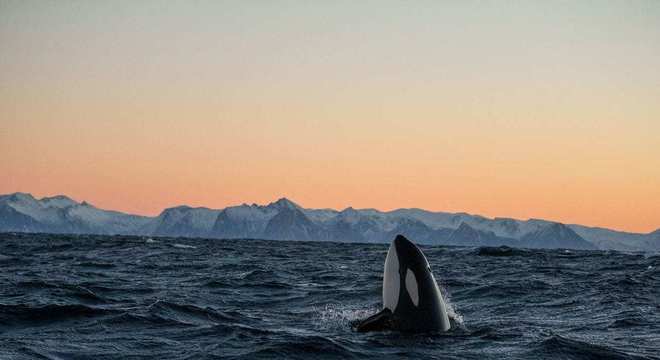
[226,203,278,222]
[0,202,46,233]
[262,206,327,241]
[381,217,435,244]
[388,208,549,239]
[388,208,466,229]
[151,206,221,238]
[335,208,399,232]
[1,192,657,251]
[301,208,339,224]
[444,223,519,247]
[265,197,300,211]
[40,195,79,209]
[0,193,149,235]
[522,223,596,250]
[211,204,276,239]
[334,207,363,225]
[1,193,66,226]
[568,224,660,252]
[63,202,151,235]
[321,208,387,243]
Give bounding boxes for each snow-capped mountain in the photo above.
[211,203,277,239]
[1,192,658,251]
[443,223,519,247]
[148,206,221,238]
[521,223,596,250]
[262,206,327,241]
[0,193,149,234]
[568,224,660,252]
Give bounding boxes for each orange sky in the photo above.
[1,1,659,233]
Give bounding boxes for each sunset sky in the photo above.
[1,1,659,233]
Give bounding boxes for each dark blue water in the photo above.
[0,233,658,359]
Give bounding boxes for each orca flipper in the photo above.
[354,308,394,332]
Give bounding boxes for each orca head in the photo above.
[381,234,451,332]
[382,234,429,312]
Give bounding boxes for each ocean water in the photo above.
[0,233,658,359]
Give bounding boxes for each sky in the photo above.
[1,1,659,233]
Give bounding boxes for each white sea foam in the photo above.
[316,303,378,328]
[172,243,196,249]
[440,286,465,327]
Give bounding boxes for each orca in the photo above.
[354,234,451,333]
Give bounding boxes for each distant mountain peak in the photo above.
[334,207,364,225]
[446,222,509,246]
[263,204,323,241]
[40,195,79,209]
[267,197,300,210]
[165,205,192,211]
[340,206,359,215]
[42,195,72,201]
[157,205,194,217]
[522,222,595,250]
[9,192,36,202]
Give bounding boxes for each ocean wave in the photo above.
[0,253,16,262]
[75,261,116,268]
[0,303,116,325]
[529,334,653,360]
[1,234,659,359]
[475,246,529,257]
[228,336,357,359]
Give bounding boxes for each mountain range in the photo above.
[1,192,658,251]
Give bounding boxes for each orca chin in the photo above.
[354,235,451,333]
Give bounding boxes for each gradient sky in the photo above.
[1,1,659,233]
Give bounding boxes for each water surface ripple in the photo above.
[0,233,658,359]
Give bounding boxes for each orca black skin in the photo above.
[355,235,451,333]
